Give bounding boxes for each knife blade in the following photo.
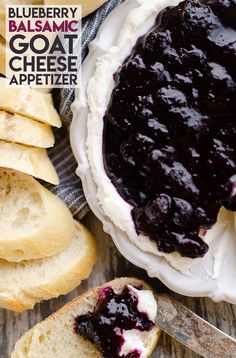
[154,294,236,358]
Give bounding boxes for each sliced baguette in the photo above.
[0,36,7,75]
[0,220,97,312]
[0,0,43,5]
[0,32,51,94]
[0,0,44,39]
[34,87,53,94]
[44,0,108,17]
[0,78,61,128]
[0,111,55,148]
[0,9,4,39]
[12,278,161,358]
[0,141,59,184]
[0,168,72,261]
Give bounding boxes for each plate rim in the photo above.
[70,0,236,304]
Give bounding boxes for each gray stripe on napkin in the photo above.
[47,0,123,220]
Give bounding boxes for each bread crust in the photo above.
[12,278,161,358]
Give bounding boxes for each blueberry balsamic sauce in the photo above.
[103,0,236,258]
[74,286,154,358]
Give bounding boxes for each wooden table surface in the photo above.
[1,212,236,358]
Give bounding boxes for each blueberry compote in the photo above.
[74,286,154,358]
[103,0,236,258]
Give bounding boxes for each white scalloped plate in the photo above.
[71,0,236,303]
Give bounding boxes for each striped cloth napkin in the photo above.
[47,0,123,220]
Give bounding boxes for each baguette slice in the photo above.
[0,111,55,148]
[0,1,44,38]
[34,87,53,94]
[0,0,43,5]
[44,0,108,17]
[0,220,97,312]
[0,36,7,75]
[0,9,4,39]
[12,278,161,358]
[0,141,59,184]
[0,169,72,261]
[0,78,61,128]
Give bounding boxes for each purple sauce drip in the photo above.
[103,0,236,258]
[125,350,142,358]
[74,286,154,358]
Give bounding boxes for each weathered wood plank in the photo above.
[1,212,235,358]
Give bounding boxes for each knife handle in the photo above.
[154,294,236,358]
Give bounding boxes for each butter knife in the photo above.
[154,294,236,358]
